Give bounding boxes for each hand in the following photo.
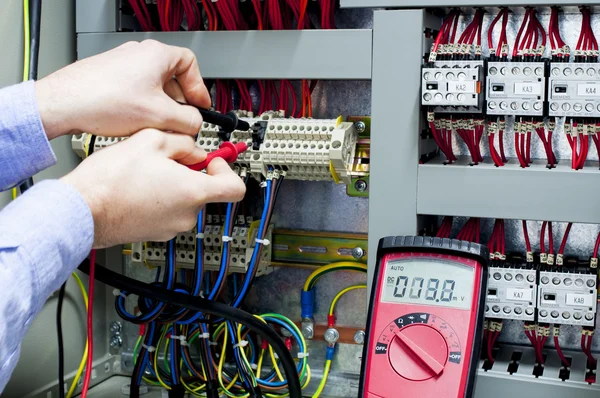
[35,40,211,140]
[61,129,246,248]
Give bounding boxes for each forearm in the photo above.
[0,180,93,392]
[0,81,56,190]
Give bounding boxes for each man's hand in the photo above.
[35,40,211,140]
[61,129,246,248]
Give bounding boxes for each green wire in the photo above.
[307,266,368,290]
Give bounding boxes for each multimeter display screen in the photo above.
[381,259,475,310]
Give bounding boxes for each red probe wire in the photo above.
[81,249,97,398]
[522,220,532,254]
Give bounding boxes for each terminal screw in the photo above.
[354,330,366,345]
[110,335,123,349]
[110,321,122,334]
[354,179,367,192]
[354,121,366,133]
[324,328,340,344]
[352,247,365,260]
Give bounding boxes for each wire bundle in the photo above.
[456,218,480,243]
[513,8,546,62]
[487,219,505,260]
[575,6,598,62]
[428,115,456,164]
[488,7,509,61]
[456,8,484,60]
[429,9,460,62]
[565,120,590,170]
[548,6,569,62]
[435,216,454,238]
[514,118,532,168]
[487,118,507,167]
[535,120,557,168]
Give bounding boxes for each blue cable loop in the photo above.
[208,203,233,301]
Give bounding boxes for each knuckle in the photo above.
[178,216,197,232]
[141,39,162,49]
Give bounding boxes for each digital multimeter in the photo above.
[359,236,489,398]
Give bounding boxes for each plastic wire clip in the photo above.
[222,235,233,243]
[233,340,249,349]
[196,232,205,240]
[297,352,309,359]
[112,289,127,299]
[199,332,210,339]
[171,335,188,345]
[142,344,156,353]
[255,238,271,246]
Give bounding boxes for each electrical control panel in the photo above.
[537,270,597,326]
[486,264,537,321]
[548,63,600,117]
[421,60,484,113]
[486,62,546,116]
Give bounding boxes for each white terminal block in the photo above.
[537,270,597,326]
[486,62,546,117]
[549,62,600,117]
[421,60,484,113]
[486,266,537,321]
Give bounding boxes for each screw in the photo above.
[352,247,365,260]
[354,179,367,192]
[354,121,366,133]
[324,328,340,344]
[354,330,366,345]
[110,335,123,349]
[301,322,314,339]
[110,321,122,334]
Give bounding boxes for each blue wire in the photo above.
[208,203,233,300]
[233,179,271,308]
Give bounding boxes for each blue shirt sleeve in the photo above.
[0,81,57,191]
[0,82,95,392]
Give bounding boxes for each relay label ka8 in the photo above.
[360,237,488,398]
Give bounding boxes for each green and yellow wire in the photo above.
[303,261,367,292]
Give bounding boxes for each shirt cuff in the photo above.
[0,81,56,191]
[0,180,94,311]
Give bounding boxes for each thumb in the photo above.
[152,93,203,136]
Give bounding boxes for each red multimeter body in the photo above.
[359,236,489,398]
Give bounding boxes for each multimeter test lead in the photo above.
[177,101,250,171]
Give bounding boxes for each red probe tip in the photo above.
[188,142,249,171]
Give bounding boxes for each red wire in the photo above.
[522,220,532,253]
[555,335,570,368]
[594,232,600,258]
[514,9,531,57]
[525,130,532,165]
[548,222,554,256]
[500,219,505,255]
[558,222,573,256]
[540,221,547,254]
[586,335,597,365]
[81,249,97,398]
[487,332,495,363]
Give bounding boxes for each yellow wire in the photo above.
[303,262,367,291]
[329,285,367,316]
[66,273,89,398]
[256,349,265,377]
[13,0,31,201]
[269,345,284,382]
[218,324,249,398]
[312,360,331,398]
[22,0,30,82]
[154,328,172,390]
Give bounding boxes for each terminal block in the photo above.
[132,221,273,276]
[548,62,600,117]
[421,60,485,113]
[73,111,359,184]
[485,263,537,321]
[537,269,597,326]
[486,62,546,116]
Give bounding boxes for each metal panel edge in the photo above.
[417,160,600,224]
[367,9,423,294]
[340,0,600,7]
[77,30,373,80]
[76,0,118,33]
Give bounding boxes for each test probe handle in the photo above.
[188,142,249,171]
[177,101,250,132]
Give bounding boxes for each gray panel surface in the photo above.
[77,30,373,79]
[341,0,600,7]
[367,10,423,292]
[76,0,117,33]
[418,159,600,224]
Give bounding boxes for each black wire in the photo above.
[18,0,42,194]
[56,283,66,398]
[29,0,42,81]
[77,259,302,398]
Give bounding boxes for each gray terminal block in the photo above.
[548,62,600,117]
[537,270,597,326]
[421,60,484,114]
[486,62,546,117]
[485,266,537,321]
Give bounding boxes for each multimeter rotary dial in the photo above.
[375,313,461,381]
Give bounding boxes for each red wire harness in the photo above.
[554,325,570,368]
[456,8,484,59]
[486,320,502,364]
[566,120,591,170]
[581,328,597,368]
[488,7,509,60]
[522,220,534,263]
[429,9,460,62]
[428,114,455,163]
[536,119,557,168]
[488,118,507,167]
[556,222,572,266]
[127,0,154,31]
[456,218,480,243]
[548,7,570,61]
[514,118,532,168]
[576,7,598,62]
[513,8,545,61]
[435,216,454,238]
[81,249,97,398]
[487,219,506,260]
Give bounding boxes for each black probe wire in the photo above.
[77,259,303,398]
[56,283,67,398]
[19,0,42,194]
